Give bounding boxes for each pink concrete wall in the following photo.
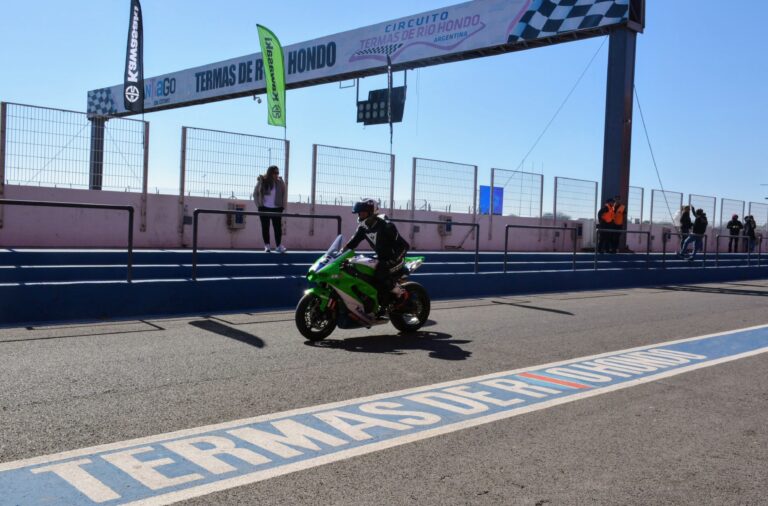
[1,185,722,252]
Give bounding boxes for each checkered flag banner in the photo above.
[87,88,118,118]
[352,43,404,59]
[508,0,629,44]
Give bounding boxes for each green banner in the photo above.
[257,25,286,127]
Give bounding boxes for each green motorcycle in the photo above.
[295,235,431,341]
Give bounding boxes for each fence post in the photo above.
[410,157,416,242]
[178,127,187,246]
[553,177,559,226]
[283,139,290,237]
[538,173,544,242]
[389,153,395,216]
[488,168,495,241]
[140,121,149,232]
[0,102,6,229]
[127,208,134,282]
[637,186,644,245]
[471,164,478,241]
[192,210,199,280]
[503,225,509,273]
[310,144,317,236]
[649,189,655,241]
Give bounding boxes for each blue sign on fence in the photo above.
[479,185,503,215]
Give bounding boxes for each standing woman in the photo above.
[254,165,287,253]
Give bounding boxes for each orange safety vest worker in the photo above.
[613,204,626,226]
[600,203,615,224]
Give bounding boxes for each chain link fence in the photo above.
[411,158,477,215]
[628,186,644,225]
[311,144,393,210]
[552,177,597,222]
[748,202,768,231]
[688,194,716,225]
[490,168,543,218]
[180,127,288,200]
[649,189,683,227]
[1,102,147,192]
[719,198,745,228]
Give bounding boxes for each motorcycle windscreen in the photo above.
[325,234,343,257]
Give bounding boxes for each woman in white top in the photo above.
[254,165,287,252]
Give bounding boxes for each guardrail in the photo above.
[389,218,480,273]
[594,229,651,270]
[662,231,708,268]
[0,199,135,281]
[504,224,578,273]
[191,209,342,280]
[714,234,763,267]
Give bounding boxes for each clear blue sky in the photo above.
[1,1,766,220]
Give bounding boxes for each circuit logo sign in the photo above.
[124,85,140,104]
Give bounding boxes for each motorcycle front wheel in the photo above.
[390,282,431,333]
[295,293,337,341]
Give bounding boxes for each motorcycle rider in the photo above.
[343,199,410,313]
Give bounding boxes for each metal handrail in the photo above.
[661,231,708,268]
[192,209,342,280]
[504,224,578,273]
[714,234,763,267]
[0,198,135,281]
[594,228,651,270]
[388,218,480,274]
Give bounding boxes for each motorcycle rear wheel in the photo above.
[390,282,431,333]
[296,294,337,341]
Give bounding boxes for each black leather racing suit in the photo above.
[344,215,409,306]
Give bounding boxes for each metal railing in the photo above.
[0,199,135,281]
[504,225,578,273]
[714,234,763,267]
[389,218,480,274]
[191,209,342,280]
[661,231,708,268]
[594,229,651,270]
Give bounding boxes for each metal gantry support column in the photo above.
[89,116,107,190]
[601,26,639,250]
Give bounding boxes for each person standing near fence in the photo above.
[726,214,743,253]
[744,215,757,253]
[254,165,287,253]
[596,198,615,254]
[611,195,626,253]
[678,205,692,252]
[679,208,707,261]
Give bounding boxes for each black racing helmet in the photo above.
[352,199,377,214]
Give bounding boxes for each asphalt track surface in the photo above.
[1,279,767,505]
